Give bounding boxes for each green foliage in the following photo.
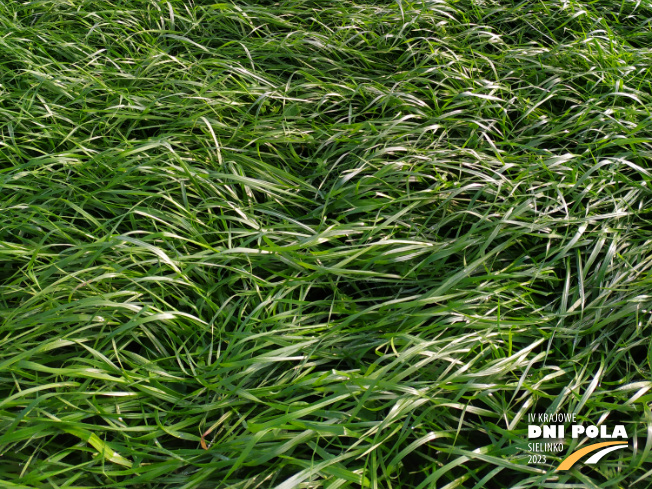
[1,0,652,487]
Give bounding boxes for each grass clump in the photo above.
[1,0,652,487]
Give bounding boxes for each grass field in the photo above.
[1,0,652,487]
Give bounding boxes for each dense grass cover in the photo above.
[1,0,652,487]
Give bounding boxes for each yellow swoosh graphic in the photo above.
[556,441,628,471]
